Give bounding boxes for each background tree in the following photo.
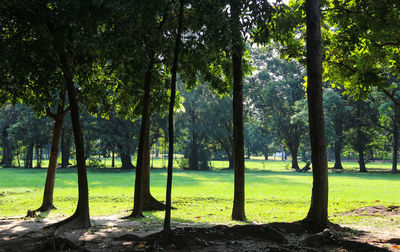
[0,105,17,167]
[246,47,307,169]
[323,88,352,169]
[7,104,52,169]
[345,97,380,172]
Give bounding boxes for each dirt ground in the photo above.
[1,206,400,252]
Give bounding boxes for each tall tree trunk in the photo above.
[333,145,343,169]
[304,0,329,231]
[61,127,71,168]
[128,55,154,218]
[25,144,34,168]
[358,150,367,173]
[1,129,13,167]
[333,123,343,169]
[34,99,67,213]
[189,132,198,170]
[51,46,90,229]
[143,134,165,211]
[35,145,41,168]
[112,151,115,168]
[288,144,299,170]
[231,0,246,221]
[392,106,399,173]
[264,144,269,160]
[228,152,234,170]
[164,0,184,233]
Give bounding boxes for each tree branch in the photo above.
[382,89,400,108]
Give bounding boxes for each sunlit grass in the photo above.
[0,159,399,228]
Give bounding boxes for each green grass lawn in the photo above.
[1,159,399,229]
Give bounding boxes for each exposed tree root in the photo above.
[115,222,387,251]
[123,210,144,219]
[26,204,57,218]
[35,204,57,212]
[143,194,166,211]
[45,213,91,231]
[36,235,89,252]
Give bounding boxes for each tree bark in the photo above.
[112,151,115,168]
[61,127,71,168]
[35,145,42,168]
[333,123,343,169]
[1,128,13,167]
[228,153,234,170]
[143,132,165,211]
[288,144,299,170]
[358,150,367,173]
[264,144,269,160]
[129,55,155,218]
[392,106,399,173]
[164,0,184,233]
[231,0,246,221]
[189,132,199,170]
[333,146,343,169]
[50,45,90,229]
[304,0,329,231]
[120,150,134,169]
[34,99,67,213]
[25,144,34,168]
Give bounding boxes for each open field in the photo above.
[1,159,399,230]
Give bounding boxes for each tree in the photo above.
[61,116,73,168]
[7,104,52,169]
[1,0,110,228]
[0,1,78,213]
[164,0,184,233]
[304,0,329,231]
[323,88,352,169]
[0,105,17,167]
[246,47,307,170]
[96,114,139,169]
[345,97,380,172]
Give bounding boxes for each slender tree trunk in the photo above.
[333,145,343,169]
[1,129,13,167]
[392,106,399,173]
[50,46,90,229]
[61,127,71,168]
[36,145,42,168]
[112,151,115,168]
[34,100,67,213]
[143,134,165,211]
[333,124,343,169]
[358,150,367,173]
[304,0,329,231]
[189,132,199,170]
[264,144,269,160]
[231,0,246,221]
[288,145,299,170]
[25,144,34,168]
[164,0,184,233]
[129,55,155,218]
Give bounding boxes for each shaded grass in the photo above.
[0,160,399,228]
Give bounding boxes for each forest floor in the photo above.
[1,205,400,252]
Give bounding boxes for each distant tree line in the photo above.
[1,51,397,174]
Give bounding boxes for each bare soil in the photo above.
[1,206,400,252]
